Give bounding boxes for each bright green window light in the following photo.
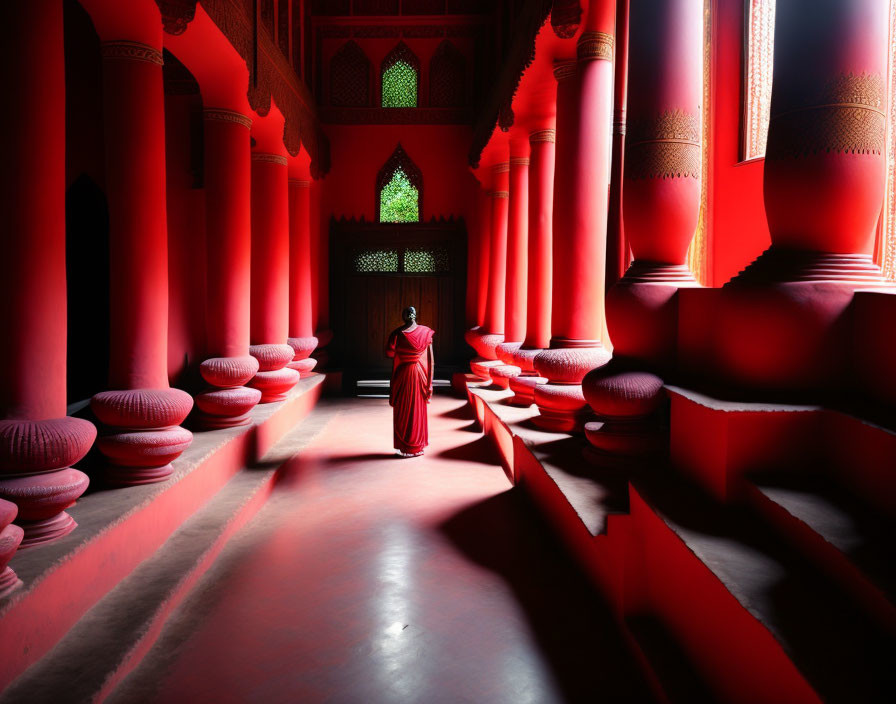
[382,60,417,108]
[380,167,419,223]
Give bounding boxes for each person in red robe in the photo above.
[386,306,435,457]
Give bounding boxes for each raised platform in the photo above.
[465,379,896,704]
[0,374,325,692]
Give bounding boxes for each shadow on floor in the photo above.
[439,489,656,703]
[436,435,503,466]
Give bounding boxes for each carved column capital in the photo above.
[553,59,577,83]
[530,129,556,143]
[204,108,253,130]
[577,31,615,63]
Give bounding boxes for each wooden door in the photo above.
[330,218,467,382]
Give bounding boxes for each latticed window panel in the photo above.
[330,41,371,107]
[379,168,420,223]
[382,60,418,108]
[430,40,466,107]
[404,246,450,274]
[354,248,399,273]
[744,0,775,160]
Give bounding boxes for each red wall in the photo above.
[322,123,479,224]
[708,0,771,286]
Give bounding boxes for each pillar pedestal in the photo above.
[248,344,300,403]
[0,499,23,597]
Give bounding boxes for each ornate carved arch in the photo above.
[429,40,466,108]
[330,41,371,107]
[376,144,423,222]
[381,41,420,107]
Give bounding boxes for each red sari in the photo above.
[386,325,435,454]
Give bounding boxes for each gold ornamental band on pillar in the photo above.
[252,153,289,166]
[492,162,510,174]
[204,108,253,130]
[766,73,886,159]
[491,191,510,199]
[530,129,556,143]
[510,157,531,166]
[626,110,702,180]
[553,59,577,83]
[289,179,311,188]
[100,41,164,65]
[577,31,615,62]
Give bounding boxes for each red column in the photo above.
[247,152,301,402]
[606,0,631,289]
[470,165,510,380]
[584,0,702,461]
[509,127,555,406]
[194,109,262,428]
[287,178,318,377]
[716,0,890,392]
[310,179,333,364]
[599,0,702,373]
[533,22,616,432]
[89,40,194,486]
[0,0,94,548]
[491,141,531,389]
[464,186,492,359]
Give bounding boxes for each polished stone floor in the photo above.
[111,394,652,703]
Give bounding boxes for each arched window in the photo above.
[429,40,466,108]
[743,0,776,160]
[377,144,422,223]
[330,41,371,107]
[381,42,419,108]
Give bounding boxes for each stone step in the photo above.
[634,473,896,703]
[745,471,896,635]
[0,390,334,704]
[0,375,325,691]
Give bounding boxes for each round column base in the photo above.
[490,365,522,389]
[509,347,543,374]
[0,469,90,547]
[533,383,590,433]
[248,367,301,403]
[195,386,262,427]
[105,464,174,487]
[507,375,548,406]
[0,566,21,598]
[195,411,252,430]
[97,427,193,482]
[584,420,667,458]
[287,357,317,377]
[534,344,612,384]
[470,358,502,381]
[496,341,523,365]
[17,512,78,548]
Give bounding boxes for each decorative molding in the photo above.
[766,73,886,159]
[553,59,577,83]
[204,108,253,129]
[530,129,556,143]
[320,106,472,124]
[289,179,311,187]
[101,41,164,66]
[577,31,614,62]
[491,191,510,199]
[510,157,530,166]
[251,152,288,165]
[551,0,583,39]
[626,110,701,179]
[492,162,510,173]
[329,40,371,107]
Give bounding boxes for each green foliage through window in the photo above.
[379,168,419,223]
[382,60,418,108]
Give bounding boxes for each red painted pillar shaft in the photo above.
[194,109,262,428]
[601,0,702,373]
[287,178,318,377]
[534,13,616,431]
[0,0,94,550]
[717,0,890,392]
[491,142,531,388]
[464,186,484,329]
[606,0,630,290]
[247,153,300,402]
[89,41,193,487]
[508,128,556,405]
[483,165,510,341]
[475,187,492,328]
